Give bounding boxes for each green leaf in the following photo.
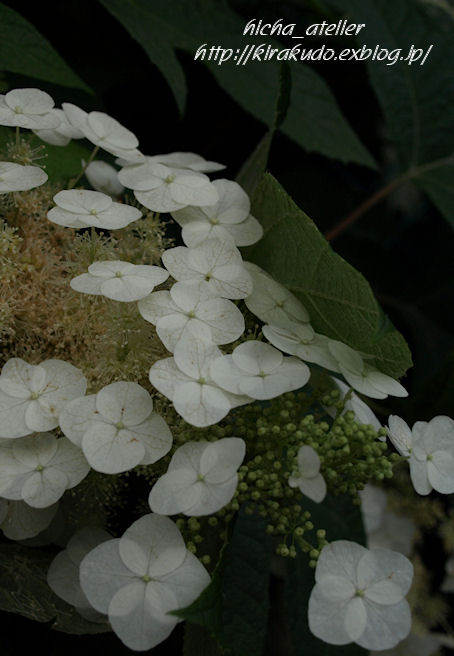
[97,0,375,168]
[246,173,412,378]
[328,0,454,227]
[175,509,271,656]
[286,494,366,656]
[237,63,292,195]
[0,543,109,635]
[0,2,91,92]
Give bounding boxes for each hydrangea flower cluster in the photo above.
[0,87,451,654]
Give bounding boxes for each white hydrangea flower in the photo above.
[71,260,168,302]
[387,415,413,457]
[149,438,245,516]
[328,378,382,432]
[84,160,125,197]
[0,162,48,194]
[210,340,310,401]
[149,331,249,427]
[308,540,413,650]
[48,526,111,621]
[79,514,210,651]
[162,238,252,300]
[147,151,225,172]
[171,179,263,247]
[0,358,87,438]
[48,189,141,229]
[0,88,59,129]
[118,160,219,213]
[328,340,408,400]
[33,108,84,146]
[244,262,310,326]
[263,321,339,371]
[0,498,58,540]
[138,281,245,352]
[60,381,172,474]
[0,433,89,507]
[408,415,454,495]
[288,445,326,503]
[62,103,144,162]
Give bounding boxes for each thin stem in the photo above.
[68,145,100,190]
[324,154,454,242]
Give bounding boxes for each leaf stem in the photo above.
[324,154,454,242]
[68,145,100,190]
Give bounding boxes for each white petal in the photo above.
[59,395,98,447]
[168,441,207,473]
[316,575,355,602]
[0,391,30,438]
[85,160,125,197]
[409,455,432,495]
[344,596,367,641]
[0,500,57,540]
[355,599,411,650]
[173,331,222,380]
[201,437,246,484]
[298,473,327,503]
[79,539,135,613]
[51,438,90,487]
[21,468,68,507]
[297,445,320,478]
[0,162,47,193]
[148,469,201,516]
[210,355,244,395]
[427,451,454,494]
[315,540,367,583]
[224,214,263,246]
[173,382,231,427]
[67,526,112,565]
[70,273,104,295]
[96,381,153,425]
[365,368,408,398]
[119,514,186,577]
[185,477,238,516]
[12,432,57,467]
[47,550,89,607]
[356,549,413,597]
[328,341,364,374]
[308,586,352,645]
[138,290,178,325]
[82,423,145,474]
[156,550,210,610]
[149,358,192,400]
[232,341,282,375]
[130,413,173,466]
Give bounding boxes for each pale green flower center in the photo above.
[14,106,23,114]
[187,310,196,318]
[209,217,219,225]
[90,209,98,215]
[355,589,365,597]
[142,574,151,583]
[29,391,40,400]
[164,175,174,184]
[115,271,123,278]
[197,377,206,385]
[35,464,44,472]
[196,473,205,482]
[115,421,125,430]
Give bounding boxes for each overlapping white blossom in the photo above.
[0,498,58,540]
[48,189,141,229]
[147,152,225,172]
[0,88,59,129]
[263,321,339,371]
[308,540,413,650]
[210,341,310,401]
[325,378,382,432]
[63,103,144,162]
[244,262,310,326]
[60,381,172,474]
[0,358,87,438]
[33,108,84,146]
[149,438,245,516]
[388,415,454,496]
[288,445,326,503]
[162,238,252,300]
[118,160,219,213]
[48,526,111,621]
[328,340,408,400]
[0,161,48,194]
[70,260,168,302]
[84,160,125,197]
[79,513,210,651]
[149,331,250,427]
[138,281,245,352]
[0,433,89,507]
[171,179,263,247]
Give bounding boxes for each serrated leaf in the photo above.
[0,543,109,635]
[286,494,366,656]
[97,0,375,168]
[328,0,454,227]
[175,509,271,656]
[0,2,91,92]
[246,173,412,378]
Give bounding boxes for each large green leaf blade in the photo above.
[0,2,91,92]
[247,173,412,378]
[328,0,454,226]
[97,0,375,168]
[175,509,271,656]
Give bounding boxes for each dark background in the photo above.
[1,0,453,654]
